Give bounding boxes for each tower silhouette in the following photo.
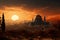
[1,13,5,32]
[44,16,46,25]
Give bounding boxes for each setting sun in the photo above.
[11,15,19,21]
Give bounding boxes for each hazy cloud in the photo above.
[0,0,60,15]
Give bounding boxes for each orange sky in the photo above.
[0,6,37,23]
[0,6,60,24]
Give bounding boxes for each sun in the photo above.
[11,15,19,21]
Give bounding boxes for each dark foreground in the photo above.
[0,29,60,40]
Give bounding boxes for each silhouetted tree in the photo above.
[1,13,5,32]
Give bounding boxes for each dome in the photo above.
[34,14,43,25]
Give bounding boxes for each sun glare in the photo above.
[11,15,19,21]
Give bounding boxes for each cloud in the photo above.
[3,0,60,8]
[0,0,4,10]
[0,0,60,15]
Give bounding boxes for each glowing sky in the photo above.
[0,0,60,23]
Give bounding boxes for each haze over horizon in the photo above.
[0,0,60,23]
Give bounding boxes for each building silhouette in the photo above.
[44,16,47,25]
[1,13,5,32]
[34,15,43,25]
[31,14,49,26]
